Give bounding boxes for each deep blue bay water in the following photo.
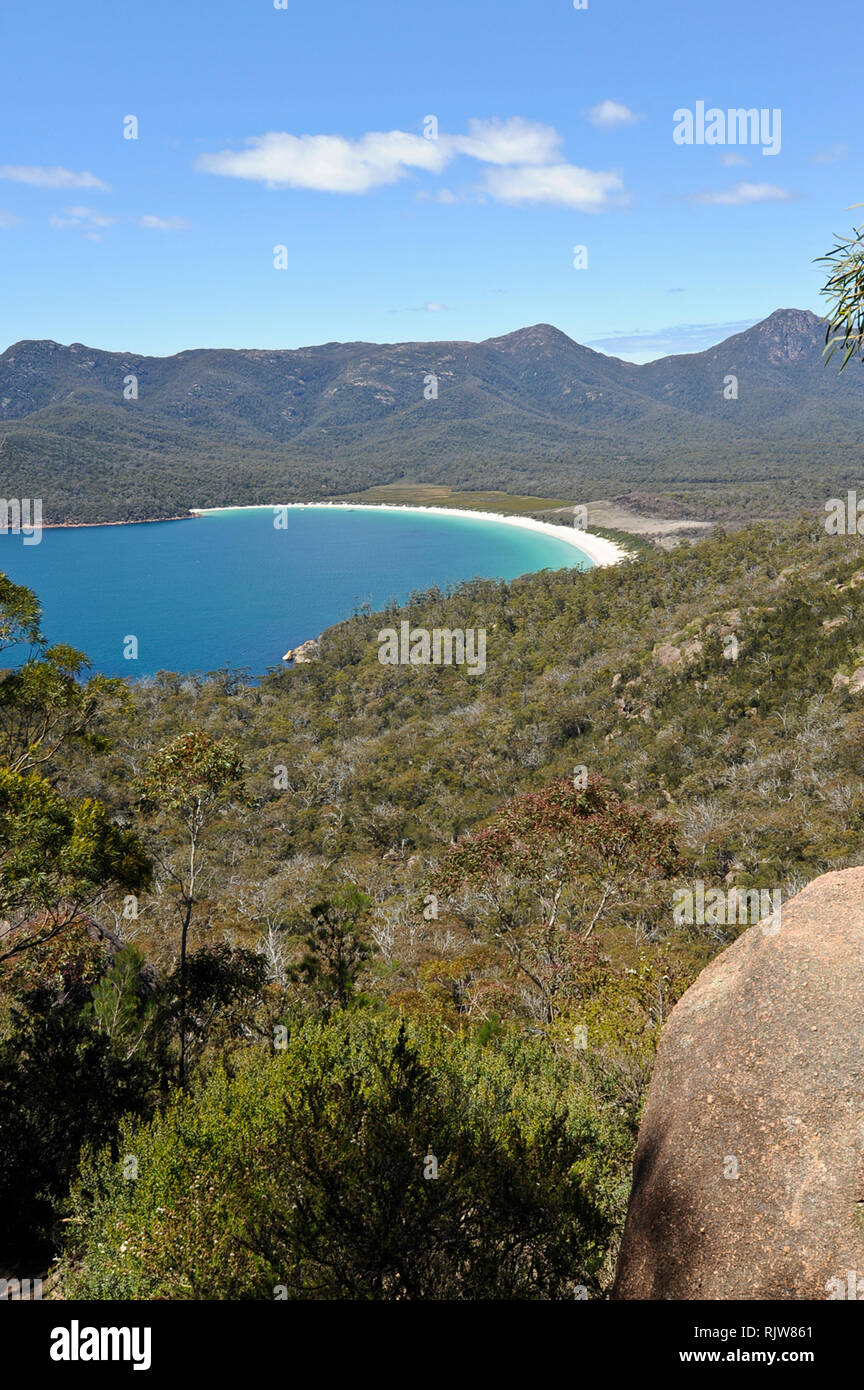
[0,505,591,678]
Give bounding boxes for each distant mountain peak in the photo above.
[3,338,67,355]
[762,307,823,329]
[725,307,827,366]
[486,323,577,352]
[0,305,862,527]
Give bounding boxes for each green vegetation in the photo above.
[135,731,249,1085]
[63,1017,624,1300]
[3,510,864,1296]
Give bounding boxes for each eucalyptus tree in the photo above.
[136,731,249,1084]
[0,575,149,967]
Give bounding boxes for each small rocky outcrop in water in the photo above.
[613,867,864,1300]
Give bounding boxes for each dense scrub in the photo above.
[3,512,864,1296]
[63,1016,629,1300]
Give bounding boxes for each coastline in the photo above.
[41,514,194,531]
[188,501,627,568]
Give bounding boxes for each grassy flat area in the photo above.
[330,484,699,555]
[332,483,576,514]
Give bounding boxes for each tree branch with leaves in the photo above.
[818,210,864,369]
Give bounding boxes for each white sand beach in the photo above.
[189,502,627,568]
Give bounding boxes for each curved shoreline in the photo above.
[189,502,627,568]
[41,514,193,530]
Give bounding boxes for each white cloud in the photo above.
[50,207,188,237]
[64,205,114,226]
[0,164,109,190]
[138,214,190,230]
[811,143,848,164]
[196,130,448,193]
[587,100,643,128]
[720,152,748,167]
[449,117,561,165]
[690,181,793,206]
[0,210,21,228]
[196,118,622,208]
[50,206,116,235]
[480,163,624,210]
[389,300,451,314]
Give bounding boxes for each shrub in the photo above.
[62,1013,628,1300]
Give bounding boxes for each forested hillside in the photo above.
[2,512,864,1297]
[1,309,862,524]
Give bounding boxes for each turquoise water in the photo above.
[0,505,590,678]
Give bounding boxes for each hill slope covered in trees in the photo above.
[1,309,861,523]
[3,513,864,1295]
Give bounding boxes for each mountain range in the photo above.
[1,308,862,524]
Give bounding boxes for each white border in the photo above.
[188,502,627,568]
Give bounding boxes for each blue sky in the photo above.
[0,0,859,361]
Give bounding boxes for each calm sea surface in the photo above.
[0,506,590,678]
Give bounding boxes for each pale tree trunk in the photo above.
[178,803,200,1088]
